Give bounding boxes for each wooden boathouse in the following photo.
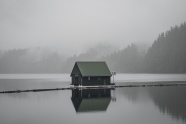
[71,61,112,86]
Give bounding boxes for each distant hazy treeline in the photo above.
[0,22,186,73]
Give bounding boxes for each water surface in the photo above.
[0,74,186,124]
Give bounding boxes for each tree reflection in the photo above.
[148,86,186,121]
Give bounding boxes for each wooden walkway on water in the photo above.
[1,83,186,94]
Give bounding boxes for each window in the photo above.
[98,77,101,80]
[88,77,90,80]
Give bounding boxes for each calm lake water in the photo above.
[0,74,186,124]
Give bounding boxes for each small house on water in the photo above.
[71,61,112,86]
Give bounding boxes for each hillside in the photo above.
[144,22,186,73]
[0,23,186,73]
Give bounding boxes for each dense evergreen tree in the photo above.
[0,48,64,73]
[144,22,186,73]
[0,22,186,73]
[100,44,144,73]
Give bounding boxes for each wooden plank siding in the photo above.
[82,77,110,85]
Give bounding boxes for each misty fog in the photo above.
[1,0,186,53]
[0,0,186,73]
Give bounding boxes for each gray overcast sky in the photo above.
[0,0,186,54]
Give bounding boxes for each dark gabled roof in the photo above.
[71,61,112,77]
[76,98,111,112]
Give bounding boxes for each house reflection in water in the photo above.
[71,89,112,113]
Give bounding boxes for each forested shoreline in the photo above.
[0,22,186,73]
